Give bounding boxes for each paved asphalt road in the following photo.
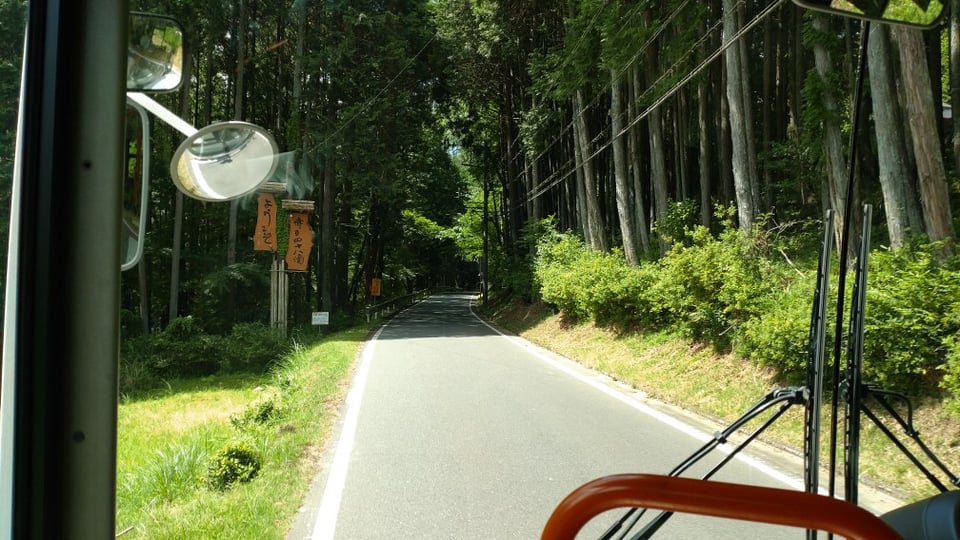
[288,293,812,539]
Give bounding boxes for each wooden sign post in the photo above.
[252,186,317,337]
[256,183,288,335]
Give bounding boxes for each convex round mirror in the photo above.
[128,13,184,92]
[793,0,945,28]
[170,121,280,202]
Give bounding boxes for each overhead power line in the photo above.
[524,0,787,204]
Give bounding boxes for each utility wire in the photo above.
[518,0,700,178]
[524,0,786,204]
[305,28,439,156]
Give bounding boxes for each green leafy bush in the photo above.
[652,199,698,245]
[863,246,960,392]
[652,225,778,350]
[120,318,222,380]
[192,263,271,334]
[535,230,585,316]
[533,216,960,402]
[205,440,262,491]
[535,220,783,345]
[941,334,960,413]
[230,395,283,431]
[221,323,290,373]
[120,320,293,393]
[735,280,818,382]
[153,317,224,378]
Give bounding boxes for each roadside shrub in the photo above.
[941,334,960,414]
[530,212,960,397]
[120,319,293,392]
[735,279,818,382]
[582,256,660,327]
[205,440,262,491]
[652,199,698,245]
[230,394,283,431]
[536,231,590,318]
[221,323,290,373]
[192,263,270,334]
[151,317,224,378]
[651,225,776,350]
[863,246,960,392]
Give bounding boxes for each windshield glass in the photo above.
[4,1,960,538]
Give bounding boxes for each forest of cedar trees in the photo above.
[0,1,959,397]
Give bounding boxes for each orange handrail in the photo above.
[542,474,901,540]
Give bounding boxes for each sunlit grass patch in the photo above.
[116,327,368,538]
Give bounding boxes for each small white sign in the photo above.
[312,311,330,326]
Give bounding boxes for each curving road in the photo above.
[289,293,808,539]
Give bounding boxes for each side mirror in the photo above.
[127,13,183,92]
[792,0,945,28]
[170,122,280,202]
[128,92,281,202]
[122,99,151,271]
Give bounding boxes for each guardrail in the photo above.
[365,290,430,322]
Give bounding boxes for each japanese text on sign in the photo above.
[285,211,313,272]
[254,194,276,252]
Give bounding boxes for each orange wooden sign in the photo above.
[254,194,277,252]
[285,211,313,271]
[370,278,382,297]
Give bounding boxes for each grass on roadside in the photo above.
[116,326,368,539]
[489,299,960,503]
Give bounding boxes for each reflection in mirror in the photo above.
[127,13,184,92]
[170,121,280,202]
[122,100,150,271]
[792,0,945,27]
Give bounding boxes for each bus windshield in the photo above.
[2,1,959,539]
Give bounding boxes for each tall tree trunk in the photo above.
[762,9,775,213]
[611,70,639,265]
[736,3,760,214]
[168,45,194,324]
[502,82,521,253]
[868,24,920,249]
[812,14,855,253]
[698,76,712,227]
[629,65,651,255]
[650,106,670,254]
[574,90,608,251]
[723,0,756,232]
[675,95,689,202]
[719,57,734,207]
[643,14,670,254]
[573,125,592,243]
[896,26,956,252]
[527,153,544,223]
[951,0,960,170]
[711,0,733,209]
[321,150,335,313]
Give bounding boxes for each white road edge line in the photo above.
[468,299,807,493]
[310,326,385,540]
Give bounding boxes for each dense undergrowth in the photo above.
[532,215,960,406]
[120,317,297,396]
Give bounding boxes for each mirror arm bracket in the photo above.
[126,92,197,137]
